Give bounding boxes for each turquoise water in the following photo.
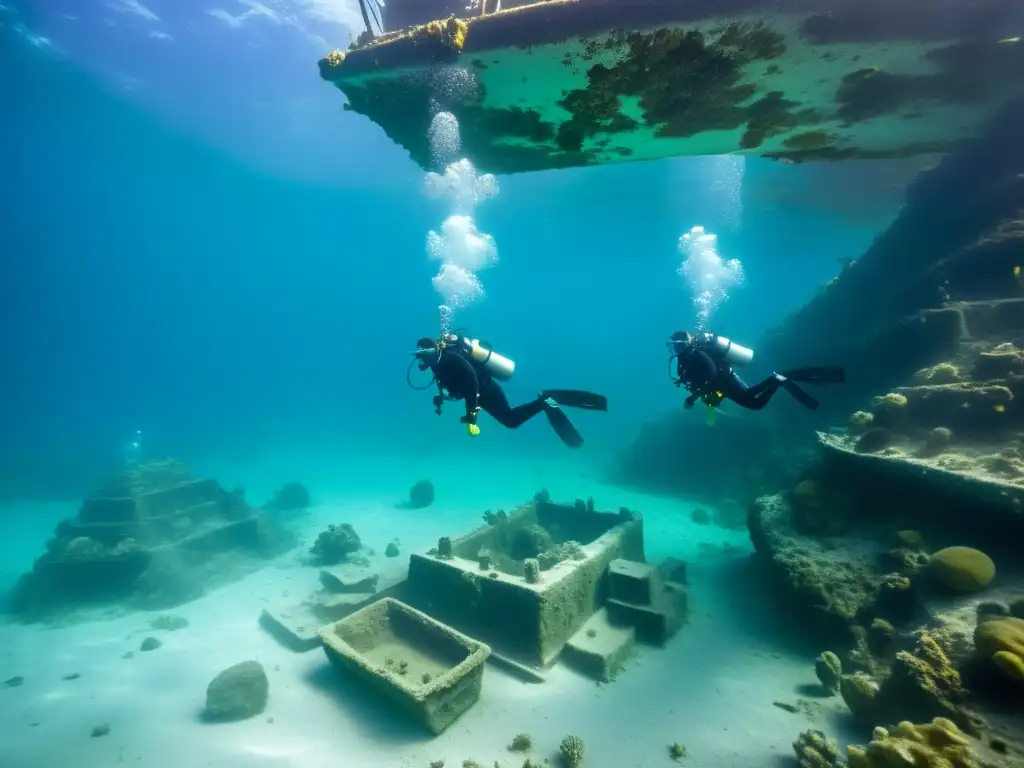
[0,7,960,768]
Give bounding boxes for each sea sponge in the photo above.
[929,546,996,592]
[846,718,975,768]
[815,651,842,693]
[524,558,540,584]
[974,616,1024,682]
[559,735,585,767]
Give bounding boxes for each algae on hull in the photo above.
[318,0,1024,173]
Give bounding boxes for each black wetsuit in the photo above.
[424,343,608,448]
[676,344,844,412]
[434,348,545,428]
[678,347,782,410]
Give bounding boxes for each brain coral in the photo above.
[929,546,995,593]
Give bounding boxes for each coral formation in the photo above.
[793,729,842,768]
[507,733,532,752]
[309,524,362,566]
[559,735,585,767]
[524,558,540,584]
[929,547,996,593]
[846,718,976,768]
[881,632,966,724]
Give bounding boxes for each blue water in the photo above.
[0,8,913,767]
[0,17,887,494]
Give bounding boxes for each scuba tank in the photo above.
[464,338,515,381]
[705,333,754,366]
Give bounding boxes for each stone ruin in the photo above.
[8,459,291,620]
[262,494,690,733]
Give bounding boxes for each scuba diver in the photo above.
[668,330,844,414]
[409,332,607,449]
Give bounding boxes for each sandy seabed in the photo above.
[0,450,858,768]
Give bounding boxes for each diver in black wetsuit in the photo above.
[409,333,607,448]
[668,330,844,412]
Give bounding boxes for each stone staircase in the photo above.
[562,557,688,681]
[606,558,688,647]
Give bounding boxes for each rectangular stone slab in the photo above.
[319,597,491,735]
[562,607,635,682]
[608,558,662,606]
[259,606,322,652]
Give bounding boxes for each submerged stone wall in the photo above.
[614,100,1024,498]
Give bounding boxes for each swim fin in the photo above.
[541,400,584,448]
[539,389,608,411]
[780,367,845,385]
[780,379,820,410]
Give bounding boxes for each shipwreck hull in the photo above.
[321,0,1024,174]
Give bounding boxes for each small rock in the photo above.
[150,614,189,631]
[409,479,435,509]
[4,676,24,688]
[773,701,799,713]
[61,673,81,681]
[90,724,110,738]
[122,652,134,659]
[691,508,710,525]
[140,637,163,652]
[203,660,269,722]
[385,542,400,558]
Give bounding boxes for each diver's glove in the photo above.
[460,407,481,436]
[684,393,698,410]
